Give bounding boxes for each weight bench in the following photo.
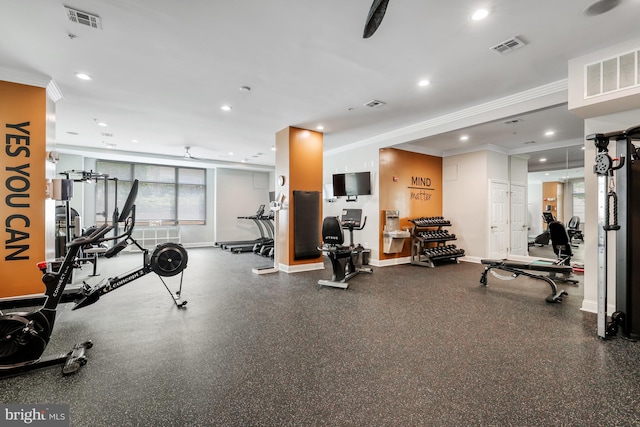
[479,259,574,303]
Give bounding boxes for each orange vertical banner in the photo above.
[0,80,47,297]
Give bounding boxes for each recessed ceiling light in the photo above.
[228,152,234,156]
[97,121,107,127]
[545,130,555,136]
[221,105,232,111]
[545,173,550,176]
[471,9,489,21]
[581,146,586,150]
[75,72,92,80]
[418,79,430,87]
[271,146,276,151]
[460,135,469,141]
[316,125,324,131]
[540,158,547,162]
[131,139,138,143]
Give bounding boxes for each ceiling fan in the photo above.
[363,0,390,38]
[583,0,621,16]
[184,146,200,160]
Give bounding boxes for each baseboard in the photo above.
[581,300,596,314]
[581,300,615,315]
[459,256,482,264]
[374,257,411,267]
[182,242,215,248]
[252,266,279,275]
[278,262,324,273]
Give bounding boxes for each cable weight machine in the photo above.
[588,125,640,339]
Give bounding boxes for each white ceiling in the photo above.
[1,0,639,168]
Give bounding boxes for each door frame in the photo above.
[488,179,509,259]
[488,179,530,259]
[509,181,528,257]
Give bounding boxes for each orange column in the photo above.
[275,127,323,270]
[0,81,48,297]
[378,147,443,260]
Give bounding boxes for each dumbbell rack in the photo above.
[409,217,465,268]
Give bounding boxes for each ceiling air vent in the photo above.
[64,5,102,29]
[503,118,523,125]
[364,100,386,108]
[491,37,526,55]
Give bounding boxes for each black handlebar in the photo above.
[342,216,367,231]
[67,224,114,248]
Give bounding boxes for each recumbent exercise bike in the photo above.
[318,209,373,289]
[0,180,188,378]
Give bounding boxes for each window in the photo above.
[96,161,206,225]
[571,180,585,223]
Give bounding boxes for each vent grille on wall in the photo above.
[584,49,640,98]
[64,5,102,29]
[490,37,526,55]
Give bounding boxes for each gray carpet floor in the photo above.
[1,247,637,426]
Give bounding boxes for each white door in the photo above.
[510,182,527,256]
[489,180,509,259]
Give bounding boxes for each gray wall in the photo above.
[214,168,273,244]
[55,154,274,248]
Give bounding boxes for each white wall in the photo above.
[487,151,509,181]
[323,150,379,260]
[527,182,543,237]
[443,151,489,260]
[509,155,529,184]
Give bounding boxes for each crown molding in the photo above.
[325,79,569,157]
[0,67,63,102]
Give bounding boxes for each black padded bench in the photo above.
[479,259,574,303]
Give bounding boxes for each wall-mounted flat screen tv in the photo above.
[332,171,371,196]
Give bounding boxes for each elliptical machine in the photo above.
[0,180,188,378]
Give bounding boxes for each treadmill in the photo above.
[215,205,272,253]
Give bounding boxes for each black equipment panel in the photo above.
[293,191,321,260]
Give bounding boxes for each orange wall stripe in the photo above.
[0,81,47,297]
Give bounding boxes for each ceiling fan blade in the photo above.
[363,0,390,38]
